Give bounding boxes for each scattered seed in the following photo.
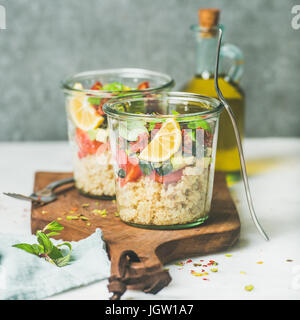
[80,216,89,221]
[57,217,62,221]
[86,222,91,227]
[82,203,90,208]
[240,271,246,275]
[225,254,232,257]
[245,285,254,292]
[256,261,264,264]
[193,263,202,267]
[69,210,75,214]
[41,210,47,215]
[66,215,79,220]
[174,262,184,266]
[210,268,218,272]
[190,270,208,277]
[114,212,120,217]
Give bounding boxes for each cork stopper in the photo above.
[198,8,220,29]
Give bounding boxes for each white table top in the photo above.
[0,138,299,300]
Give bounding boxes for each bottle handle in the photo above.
[220,43,244,83]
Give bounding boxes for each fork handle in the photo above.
[44,177,75,191]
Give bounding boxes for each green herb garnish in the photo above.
[87,97,101,105]
[187,119,211,131]
[102,82,124,91]
[12,221,72,267]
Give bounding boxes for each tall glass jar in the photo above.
[61,69,174,199]
[103,92,224,229]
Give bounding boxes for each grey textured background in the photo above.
[0,0,299,141]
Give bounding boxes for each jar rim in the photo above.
[61,68,175,96]
[103,92,224,120]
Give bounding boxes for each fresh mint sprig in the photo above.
[12,221,72,267]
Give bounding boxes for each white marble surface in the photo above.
[0,138,299,300]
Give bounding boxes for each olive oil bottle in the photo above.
[183,9,245,172]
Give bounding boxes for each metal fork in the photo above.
[215,28,269,241]
[3,177,74,204]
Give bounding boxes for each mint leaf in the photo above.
[187,119,211,132]
[103,82,124,91]
[31,244,44,255]
[48,246,64,260]
[87,97,101,105]
[46,232,60,238]
[54,243,72,267]
[37,231,53,254]
[171,110,180,115]
[44,221,64,232]
[13,220,72,267]
[12,244,37,255]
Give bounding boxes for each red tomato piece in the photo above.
[116,148,128,169]
[90,81,103,90]
[137,81,150,90]
[150,168,184,184]
[129,132,149,153]
[118,162,142,187]
[75,128,102,159]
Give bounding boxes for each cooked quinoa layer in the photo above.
[73,151,115,197]
[116,166,211,225]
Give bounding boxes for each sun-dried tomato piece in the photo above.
[90,81,103,90]
[137,81,150,90]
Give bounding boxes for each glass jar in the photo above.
[103,92,224,229]
[61,68,174,199]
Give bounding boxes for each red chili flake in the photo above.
[72,208,78,211]
[203,278,209,281]
[200,260,204,262]
[202,269,205,272]
[202,265,207,267]
[186,259,192,263]
[209,260,215,263]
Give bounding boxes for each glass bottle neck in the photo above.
[195,34,218,79]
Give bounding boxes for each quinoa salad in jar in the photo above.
[104,92,223,228]
[62,69,174,199]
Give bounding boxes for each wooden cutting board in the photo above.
[31,171,240,299]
